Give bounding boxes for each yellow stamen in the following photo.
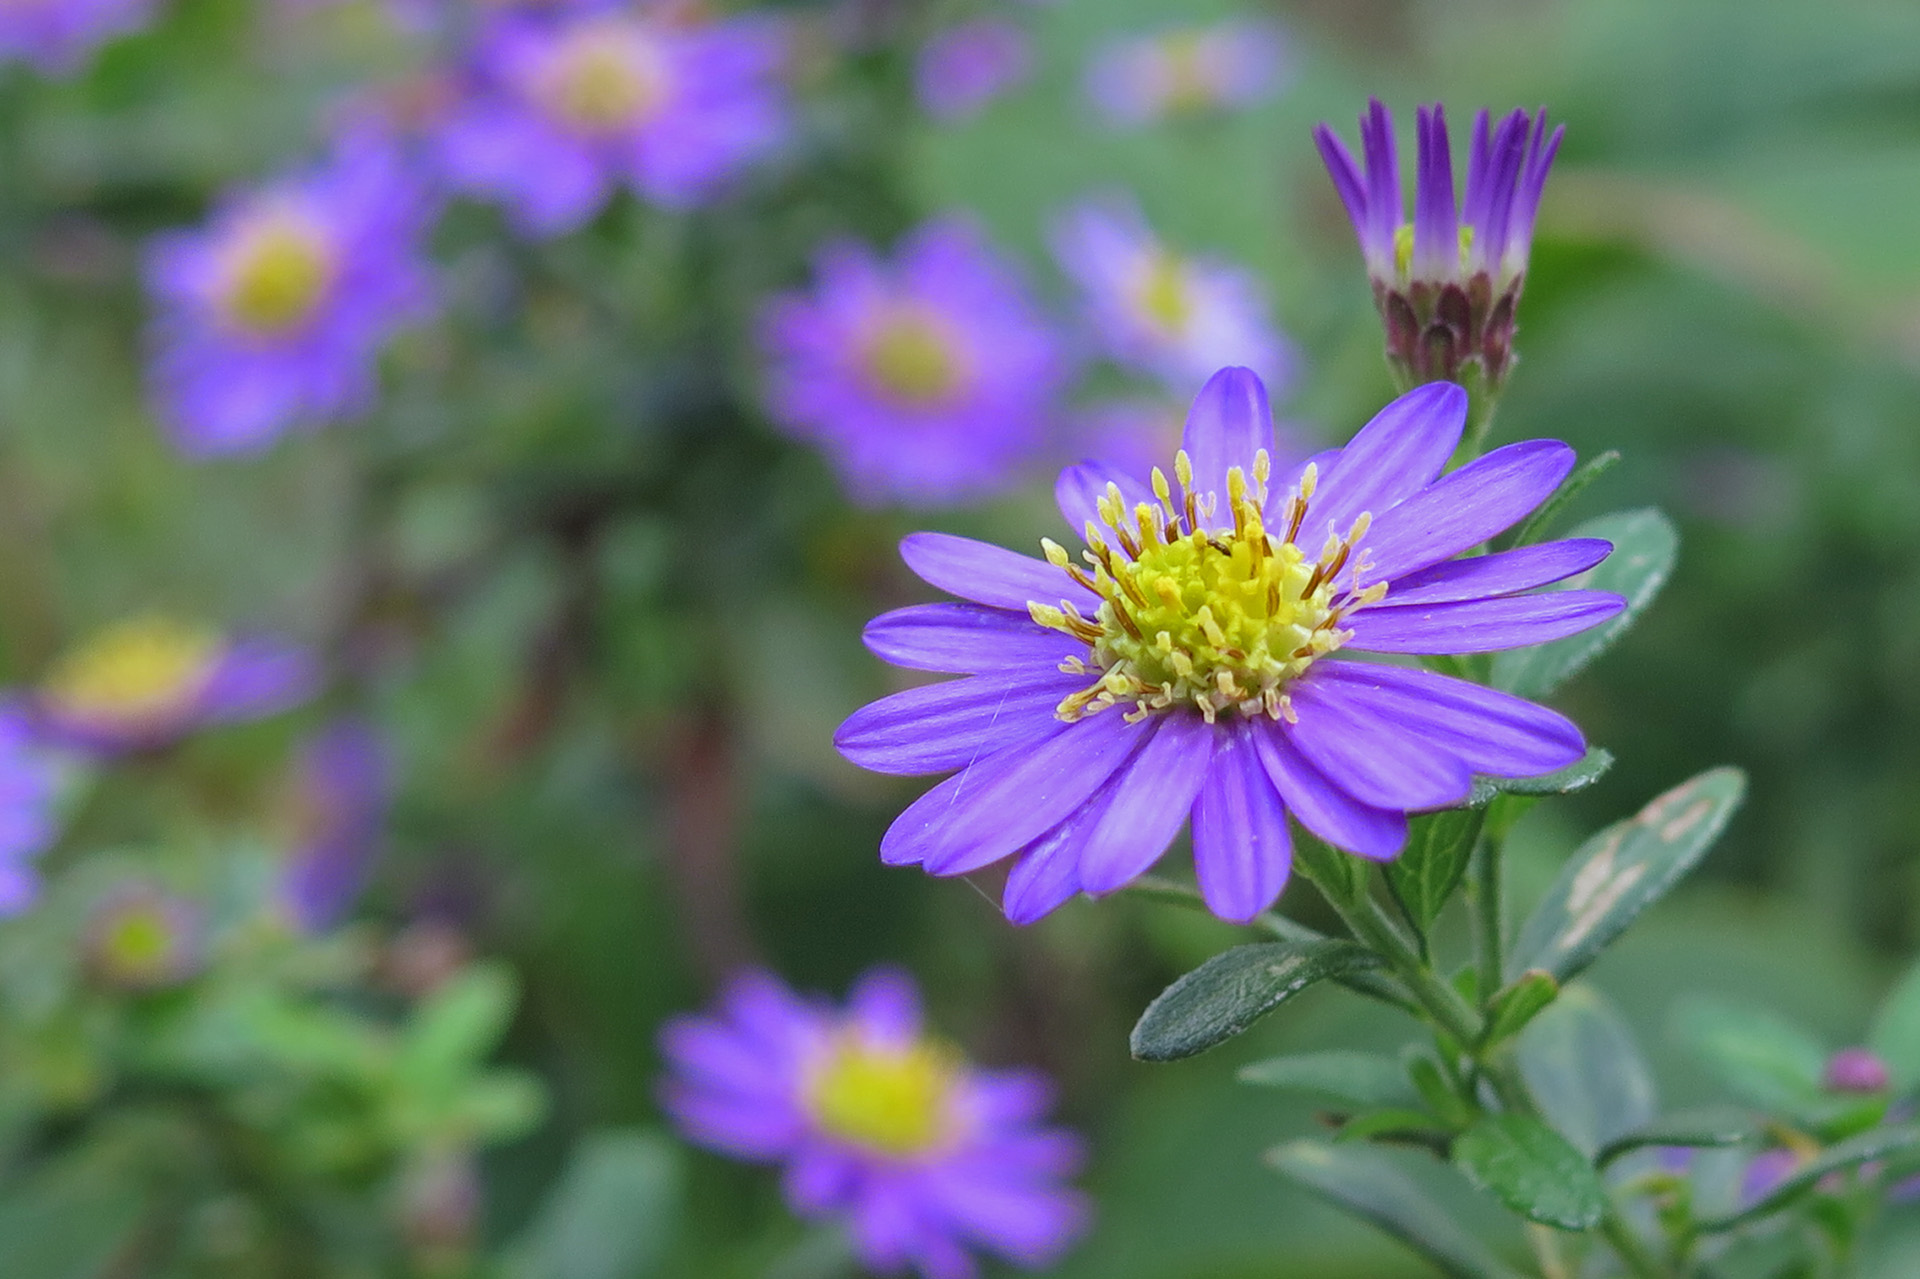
[806,1032,960,1158]
[1132,251,1193,334]
[42,617,221,728]
[539,20,671,132]
[220,215,335,335]
[863,308,966,406]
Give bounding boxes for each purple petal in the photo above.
[1180,366,1275,501]
[1347,590,1626,654]
[1309,383,1467,534]
[1076,712,1215,895]
[1310,660,1585,777]
[1313,123,1370,243]
[1383,538,1612,606]
[1191,721,1293,922]
[199,638,321,724]
[1002,791,1106,925]
[848,966,923,1044]
[1055,460,1154,536]
[879,712,1149,874]
[1361,440,1577,582]
[863,604,1083,674]
[835,671,1083,776]
[1284,673,1473,811]
[1474,109,1531,270]
[1252,724,1407,860]
[900,532,1094,613]
[1360,98,1401,271]
[1411,104,1458,279]
[1461,109,1495,232]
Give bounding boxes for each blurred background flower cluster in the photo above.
[3,0,1920,1274]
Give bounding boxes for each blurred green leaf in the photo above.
[1237,1051,1419,1111]
[1407,1055,1475,1130]
[1672,994,1827,1112]
[1338,1109,1451,1147]
[1492,509,1679,698]
[1596,1108,1760,1168]
[1482,971,1560,1050]
[1698,1124,1920,1232]
[398,962,519,1099]
[1130,941,1383,1062]
[1452,1114,1607,1231]
[1388,809,1483,940]
[1517,985,1657,1158]
[0,1146,147,1279]
[1268,1140,1528,1279]
[508,1130,683,1279]
[1511,767,1747,983]
[1502,451,1621,551]
[1870,957,1920,1093]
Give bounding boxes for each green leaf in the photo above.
[1452,1114,1608,1231]
[1517,985,1657,1158]
[508,1130,684,1279]
[1268,1140,1528,1279]
[1596,1108,1761,1168]
[1501,450,1621,550]
[1237,1050,1419,1110]
[1291,826,1370,910]
[1338,1109,1452,1147]
[1407,1055,1476,1129]
[399,961,519,1098]
[1388,809,1484,937]
[1671,995,1827,1112]
[1697,1123,1920,1232]
[1870,956,1920,1093]
[0,1146,148,1279]
[1466,747,1614,809]
[1482,970,1560,1049]
[1510,767,1747,983]
[1492,508,1678,699]
[1130,940,1384,1062]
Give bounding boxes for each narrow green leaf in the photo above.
[1671,995,1826,1112]
[1493,508,1678,699]
[1291,826,1369,909]
[1501,450,1621,550]
[1596,1108,1760,1168]
[1338,1108,1452,1145]
[508,1130,683,1279]
[1388,809,1484,937]
[1510,767,1747,983]
[1237,1050,1418,1110]
[1130,941,1383,1062]
[1466,747,1614,809]
[1870,956,1920,1093]
[1482,970,1560,1048]
[399,961,519,1098]
[1517,985,1657,1158]
[1452,1114,1607,1231]
[1697,1123,1920,1232]
[1268,1140,1528,1279]
[1407,1056,1475,1129]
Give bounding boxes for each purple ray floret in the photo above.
[281,717,392,933]
[661,967,1089,1279]
[836,367,1624,925]
[0,704,65,916]
[0,0,154,75]
[916,18,1033,122]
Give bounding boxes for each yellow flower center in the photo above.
[1159,34,1216,111]
[1393,223,1477,279]
[806,1032,960,1157]
[220,216,337,335]
[102,909,176,975]
[1031,455,1385,724]
[863,311,966,406]
[43,618,221,727]
[1132,251,1193,335]
[540,22,671,133]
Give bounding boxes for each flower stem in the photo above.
[1473,832,1505,1004]
[1600,1209,1672,1279]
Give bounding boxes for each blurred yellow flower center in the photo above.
[864,312,965,406]
[103,909,176,975]
[44,618,220,726]
[1132,251,1194,334]
[807,1033,959,1157]
[221,216,336,335]
[1158,34,1216,111]
[1393,224,1477,279]
[1032,456,1385,724]
[542,23,670,132]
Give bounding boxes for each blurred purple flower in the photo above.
[758,217,1070,507]
[31,617,319,757]
[0,0,155,76]
[84,882,206,991]
[1740,1148,1803,1207]
[836,369,1624,923]
[1825,1047,1892,1094]
[281,717,392,933]
[432,5,787,236]
[1052,194,1295,395]
[145,134,437,457]
[662,967,1088,1279]
[915,18,1032,122]
[1086,19,1288,128]
[0,705,64,916]
[1315,99,1562,387]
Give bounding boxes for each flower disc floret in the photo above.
[861,309,967,406]
[535,21,670,133]
[806,1032,959,1157]
[42,617,220,729]
[217,214,337,336]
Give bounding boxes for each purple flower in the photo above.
[759,218,1070,507]
[84,882,206,991]
[432,5,787,236]
[0,0,155,76]
[915,19,1033,122]
[1086,19,1288,128]
[662,967,1088,1279]
[1739,1148,1803,1207]
[835,367,1625,924]
[1315,99,1562,388]
[30,617,320,757]
[280,718,392,933]
[1824,1047,1892,1095]
[145,134,437,457]
[0,705,65,916]
[1053,195,1296,395]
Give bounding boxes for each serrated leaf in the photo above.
[1518,985,1657,1158]
[1482,971,1560,1048]
[1388,809,1483,937]
[1269,1140,1528,1279]
[1502,450,1621,550]
[1237,1050,1418,1110]
[508,1130,683,1279]
[1596,1108,1760,1168]
[1130,940,1383,1062]
[1870,957,1920,1093]
[1466,748,1614,808]
[1493,508,1678,698]
[1452,1114,1607,1231]
[1511,768,1747,983]
[1697,1123,1920,1232]
[1671,995,1826,1113]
